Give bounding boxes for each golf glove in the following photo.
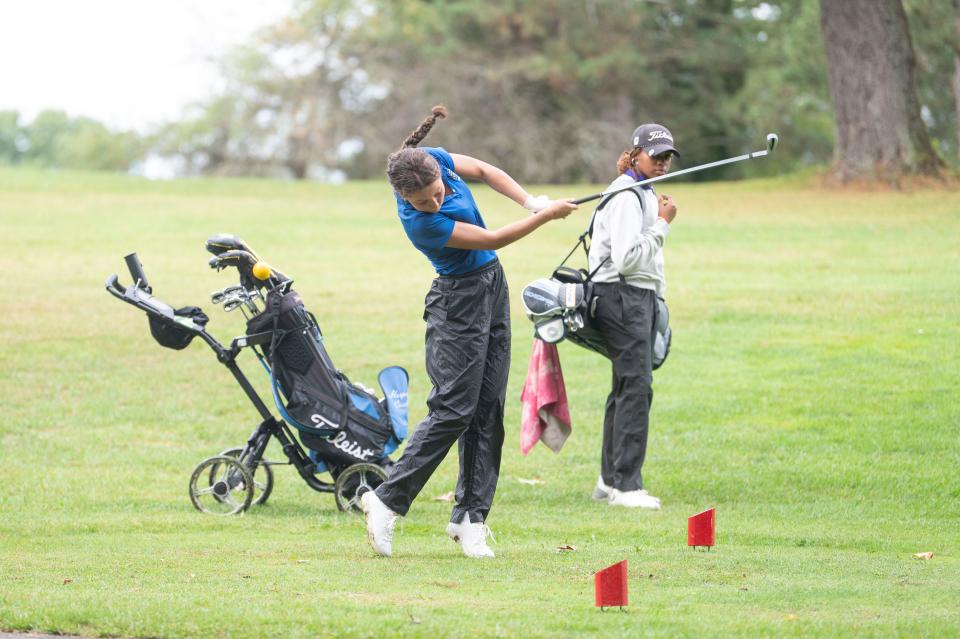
[523,194,552,214]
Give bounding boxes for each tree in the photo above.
[154,0,371,179]
[819,0,943,182]
[351,0,772,182]
[953,0,960,161]
[902,0,960,165]
[731,2,835,176]
[15,110,145,172]
[0,111,22,164]
[22,110,73,166]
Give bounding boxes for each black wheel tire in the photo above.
[189,455,254,516]
[334,463,388,514]
[214,447,275,506]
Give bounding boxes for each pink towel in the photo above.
[520,339,571,454]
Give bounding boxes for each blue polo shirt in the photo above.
[395,147,496,276]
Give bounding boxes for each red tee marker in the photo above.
[594,560,628,610]
[688,508,716,549]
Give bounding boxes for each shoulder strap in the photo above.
[558,186,646,270]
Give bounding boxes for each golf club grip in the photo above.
[124,253,149,289]
[572,194,602,205]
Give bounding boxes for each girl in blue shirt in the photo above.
[362,106,577,558]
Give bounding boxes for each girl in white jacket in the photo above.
[587,123,678,509]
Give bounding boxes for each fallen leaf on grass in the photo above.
[432,491,455,502]
[409,614,422,624]
[62,579,72,585]
[516,477,544,485]
[556,545,577,553]
[431,581,458,589]
[913,552,934,560]
[785,614,798,621]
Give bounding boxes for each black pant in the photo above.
[376,259,510,524]
[592,283,657,491]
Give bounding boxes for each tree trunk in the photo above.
[820,0,943,182]
[953,0,960,163]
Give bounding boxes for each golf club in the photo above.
[241,289,262,316]
[222,299,242,313]
[572,133,779,205]
[211,284,244,305]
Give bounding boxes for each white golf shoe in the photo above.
[608,488,662,509]
[592,475,613,501]
[361,490,399,556]
[446,513,495,558]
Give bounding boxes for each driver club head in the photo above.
[766,133,778,153]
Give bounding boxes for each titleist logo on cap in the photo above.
[648,130,672,142]
[630,123,679,154]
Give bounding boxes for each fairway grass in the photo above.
[0,167,958,638]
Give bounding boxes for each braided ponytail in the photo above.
[387,105,449,196]
[402,105,448,148]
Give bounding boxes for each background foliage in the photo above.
[5,0,957,181]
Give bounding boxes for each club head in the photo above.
[766,133,778,153]
[211,291,225,304]
[223,300,242,312]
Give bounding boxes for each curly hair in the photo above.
[616,148,645,174]
[386,105,448,196]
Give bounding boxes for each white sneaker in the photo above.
[592,476,613,501]
[361,491,399,556]
[608,488,661,509]
[446,513,495,558]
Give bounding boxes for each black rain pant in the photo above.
[592,282,657,492]
[375,259,510,524]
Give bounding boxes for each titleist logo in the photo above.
[310,414,378,460]
[648,130,672,142]
[326,430,377,461]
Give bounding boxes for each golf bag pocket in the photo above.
[653,296,671,370]
[149,306,209,350]
[378,366,409,441]
[300,412,393,468]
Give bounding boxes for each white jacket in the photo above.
[587,173,669,296]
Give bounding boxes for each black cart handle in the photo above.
[124,253,150,291]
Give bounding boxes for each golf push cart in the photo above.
[105,234,409,516]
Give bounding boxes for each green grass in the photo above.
[0,166,958,638]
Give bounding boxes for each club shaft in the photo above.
[572,148,770,205]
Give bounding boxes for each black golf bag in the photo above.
[247,288,400,469]
[521,187,672,368]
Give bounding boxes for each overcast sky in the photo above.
[0,0,292,132]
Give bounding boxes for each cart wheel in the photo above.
[189,455,254,516]
[334,463,387,514]
[212,447,275,506]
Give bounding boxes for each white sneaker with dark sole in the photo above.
[593,475,613,501]
[446,513,495,558]
[361,490,399,556]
